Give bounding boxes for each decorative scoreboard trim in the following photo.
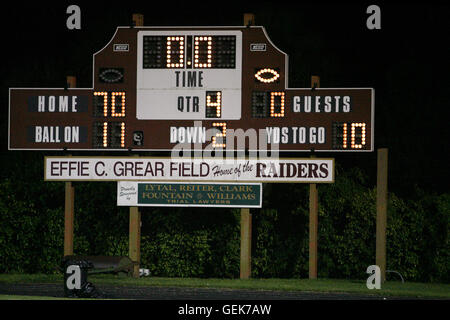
[9,26,374,152]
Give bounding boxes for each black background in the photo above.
[1,1,449,195]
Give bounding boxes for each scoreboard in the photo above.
[9,26,374,152]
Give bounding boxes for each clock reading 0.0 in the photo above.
[143,35,236,69]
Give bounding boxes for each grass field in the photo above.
[0,274,449,299]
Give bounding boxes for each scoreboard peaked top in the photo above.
[9,25,374,152]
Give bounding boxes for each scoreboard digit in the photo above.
[93,91,126,148]
[136,30,242,121]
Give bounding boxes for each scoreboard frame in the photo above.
[8,25,374,152]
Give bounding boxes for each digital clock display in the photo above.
[143,35,236,69]
[136,30,242,121]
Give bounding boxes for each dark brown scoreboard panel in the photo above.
[9,26,374,152]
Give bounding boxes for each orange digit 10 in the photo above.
[337,122,366,149]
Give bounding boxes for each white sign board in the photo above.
[44,157,334,183]
[117,181,263,208]
[136,30,242,120]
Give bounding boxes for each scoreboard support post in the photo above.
[309,155,319,280]
[63,76,76,257]
[239,13,255,280]
[127,14,144,279]
[129,206,141,278]
[64,174,74,256]
[376,148,388,283]
[243,13,255,27]
[132,13,144,27]
[240,208,252,279]
[308,76,320,280]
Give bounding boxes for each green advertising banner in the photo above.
[117,182,262,208]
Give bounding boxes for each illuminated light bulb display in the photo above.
[351,122,366,149]
[111,92,126,117]
[251,91,285,118]
[343,123,348,149]
[255,68,280,83]
[270,92,285,117]
[143,35,236,69]
[166,36,184,68]
[333,122,367,149]
[120,122,126,148]
[212,122,226,148]
[94,122,127,148]
[92,92,126,148]
[206,91,222,118]
[102,122,108,147]
[194,36,212,68]
[137,31,241,122]
[94,91,126,117]
[93,91,108,117]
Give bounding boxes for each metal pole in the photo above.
[376,148,388,282]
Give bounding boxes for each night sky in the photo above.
[1,2,448,195]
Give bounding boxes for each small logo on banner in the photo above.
[250,43,266,52]
[113,44,129,52]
